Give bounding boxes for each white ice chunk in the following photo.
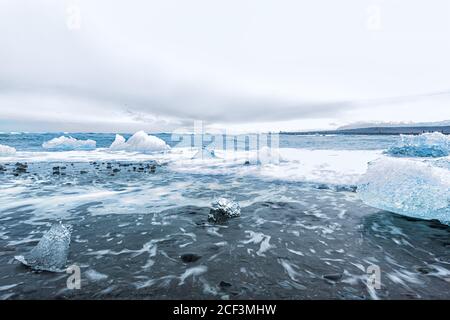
[0,144,16,156]
[15,223,72,272]
[109,131,170,153]
[42,136,96,151]
[357,158,450,225]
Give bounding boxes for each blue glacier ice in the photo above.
[357,158,450,225]
[15,223,72,272]
[386,132,450,158]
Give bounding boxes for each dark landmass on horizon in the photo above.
[281,125,450,135]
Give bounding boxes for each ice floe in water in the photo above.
[109,131,170,153]
[15,223,72,272]
[42,136,96,151]
[386,132,450,158]
[357,158,450,224]
[208,198,241,223]
[0,144,16,156]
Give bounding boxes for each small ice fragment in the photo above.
[208,198,241,223]
[15,223,72,272]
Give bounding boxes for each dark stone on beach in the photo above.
[416,266,433,274]
[335,185,357,192]
[14,163,28,174]
[180,253,201,263]
[323,273,342,282]
[14,162,28,173]
[244,160,250,165]
[219,281,232,288]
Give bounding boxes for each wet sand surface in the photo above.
[0,161,449,300]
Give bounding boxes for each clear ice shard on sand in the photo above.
[357,158,450,225]
[208,198,241,223]
[15,223,72,272]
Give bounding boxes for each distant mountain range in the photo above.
[337,120,450,130]
[282,121,450,135]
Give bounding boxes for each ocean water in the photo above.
[0,132,448,300]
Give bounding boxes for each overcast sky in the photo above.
[1,0,450,133]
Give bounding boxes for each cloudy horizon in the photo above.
[1,0,450,133]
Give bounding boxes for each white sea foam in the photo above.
[0,146,381,188]
[109,131,170,153]
[42,136,96,150]
[0,144,16,156]
[165,148,382,186]
[85,269,108,281]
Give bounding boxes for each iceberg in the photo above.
[208,198,241,223]
[15,223,72,272]
[0,144,16,156]
[386,132,450,158]
[42,136,96,151]
[357,158,450,225]
[109,131,170,153]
